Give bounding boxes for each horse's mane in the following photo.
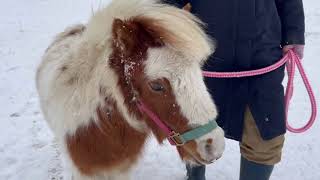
[83,0,214,64]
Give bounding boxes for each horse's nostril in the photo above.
[205,138,213,154]
[205,143,212,154]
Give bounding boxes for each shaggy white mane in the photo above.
[84,0,214,64]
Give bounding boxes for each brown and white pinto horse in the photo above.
[36,0,225,179]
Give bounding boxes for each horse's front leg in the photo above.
[71,166,131,180]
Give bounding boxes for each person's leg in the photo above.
[240,156,274,180]
[239,107,285,180]
[186,164,206,180]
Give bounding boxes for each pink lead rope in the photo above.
[203,50,317,133]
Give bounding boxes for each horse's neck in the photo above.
[65,96,148,175]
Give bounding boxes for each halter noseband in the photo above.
[137,100,218,146]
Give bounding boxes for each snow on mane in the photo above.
[84,0,215,64]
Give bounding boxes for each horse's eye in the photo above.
[149,82,165,92]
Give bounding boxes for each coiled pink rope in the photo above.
[203,50,317,133]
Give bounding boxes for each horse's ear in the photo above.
[112,18,136,53]
[112,17,165,53]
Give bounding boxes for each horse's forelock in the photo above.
[85,0,214,64]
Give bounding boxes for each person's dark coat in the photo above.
[164,0,305,141]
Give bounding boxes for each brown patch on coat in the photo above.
[66,97,147,175]
[99,86,107,96]
[65,77,76,85]
[60,66,68,72]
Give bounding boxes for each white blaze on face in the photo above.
[171,64,218,126]
[145,47,217,126]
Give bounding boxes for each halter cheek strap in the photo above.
[137,100,218,146]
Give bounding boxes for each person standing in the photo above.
[164,0,305,179]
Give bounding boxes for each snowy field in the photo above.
[0,0,319,180]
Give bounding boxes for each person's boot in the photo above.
[239,156,274,180]
[186,164,206,180]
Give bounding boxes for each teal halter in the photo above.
[137,100,218,146]
[168,121,218,146]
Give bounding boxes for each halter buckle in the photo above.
[168,131,185,146]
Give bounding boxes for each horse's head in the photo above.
[105,3,225,166]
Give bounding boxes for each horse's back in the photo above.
[52,24,86,45]
[36,24,87,134]
[37,24,86,89]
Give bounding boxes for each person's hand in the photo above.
[283,44,305,59]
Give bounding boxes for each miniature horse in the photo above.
[36,0,225,179]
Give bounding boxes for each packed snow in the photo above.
[0,0,319,179]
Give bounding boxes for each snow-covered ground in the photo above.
[0,0,319,179]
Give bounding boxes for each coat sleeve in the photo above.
[276,0,305,46]
[163,0,188,8]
